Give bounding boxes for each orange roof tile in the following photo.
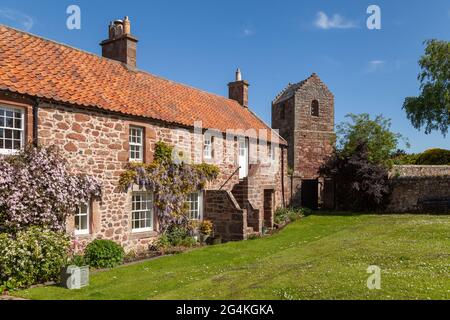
[0,25,285,145]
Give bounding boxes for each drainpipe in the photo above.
[32,98,40,146]
[281,145,286,208]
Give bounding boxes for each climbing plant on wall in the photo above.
[0,145,102,234]
[119,141,219,231]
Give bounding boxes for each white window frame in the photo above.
[268,143,276,162]
[131,192,154,233]
[74,203,90,236]
[0,105,24,155]
[129,126,144,162]
[187,192,203,221]
[204,136,213,160]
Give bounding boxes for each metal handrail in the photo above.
[219,166,241,190]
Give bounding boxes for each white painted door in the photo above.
[239,138,248,179]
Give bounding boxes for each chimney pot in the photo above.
[123,16,131,34]
[236,68,242,81]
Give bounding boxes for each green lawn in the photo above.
[16,214,450,300]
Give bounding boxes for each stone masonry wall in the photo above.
[293,77,335,179]
[204,190,247,241]
[33,101,285,251]
[387,165,450,213]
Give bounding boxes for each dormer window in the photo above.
[311,100,319,117]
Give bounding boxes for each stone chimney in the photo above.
[100,16,138,68]
[228,68,249,108]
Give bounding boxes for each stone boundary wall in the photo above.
[387,165,450,213]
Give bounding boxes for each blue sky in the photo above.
[0,0,448,152]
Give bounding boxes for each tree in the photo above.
[319,142,391,211]
[336,113,406,166]
[403,39,450,136]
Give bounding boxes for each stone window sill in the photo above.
[74,233,92,240]
[129,230,158,240]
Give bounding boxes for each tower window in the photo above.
[311,100,319,117]
[280,103,285,120]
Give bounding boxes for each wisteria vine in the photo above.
[119,142,219,231]
[0,145,102,233]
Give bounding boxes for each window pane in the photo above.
[75,215,80,229]
[6,118,13,128]
[13,140,21,150]
[80,215,88,230]
[13,130,20,140]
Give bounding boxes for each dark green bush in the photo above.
[166,225,190,247]
[68,254,86,267]
[274,207,305,225]
[84,239,124,269]
[0,227,70,290]
[415,148,450,165]
[319,142,391,211]
[274,208,290,224]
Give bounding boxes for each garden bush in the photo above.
[0,227,70,291]
[274,208,290,225]
[84,239,125,269]
[165,225,195,247]
[274,207,306,225]
[415,148,450,165]
[319,141,391,211]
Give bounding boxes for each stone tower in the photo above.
[272,73,335,208]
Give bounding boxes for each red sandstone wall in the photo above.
[33,102,284,251]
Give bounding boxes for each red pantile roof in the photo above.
[0,25,285,144]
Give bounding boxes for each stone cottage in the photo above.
[0,18,289,252]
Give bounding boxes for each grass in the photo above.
[16,214,450,300]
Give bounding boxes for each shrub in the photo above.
[180,236,198,247]
[299,208,313,216]
[153,234,171,251]
[68,254,86,267]
[199,220,213,236]
[391,152,420,165]
[274,208,290,225]
[415,148,450,165]
[165,225,190,247]
[0,227,70,290]
[84,239,124,269]
[274,207,305,224]
[319,142,391,211]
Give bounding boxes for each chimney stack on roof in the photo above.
[228,68,249,108]
[101,16,138,69]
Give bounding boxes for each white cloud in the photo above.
[367,60,385,72]
[314,11,357,29]
[243,28,254,37]
[0,8,34,31]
